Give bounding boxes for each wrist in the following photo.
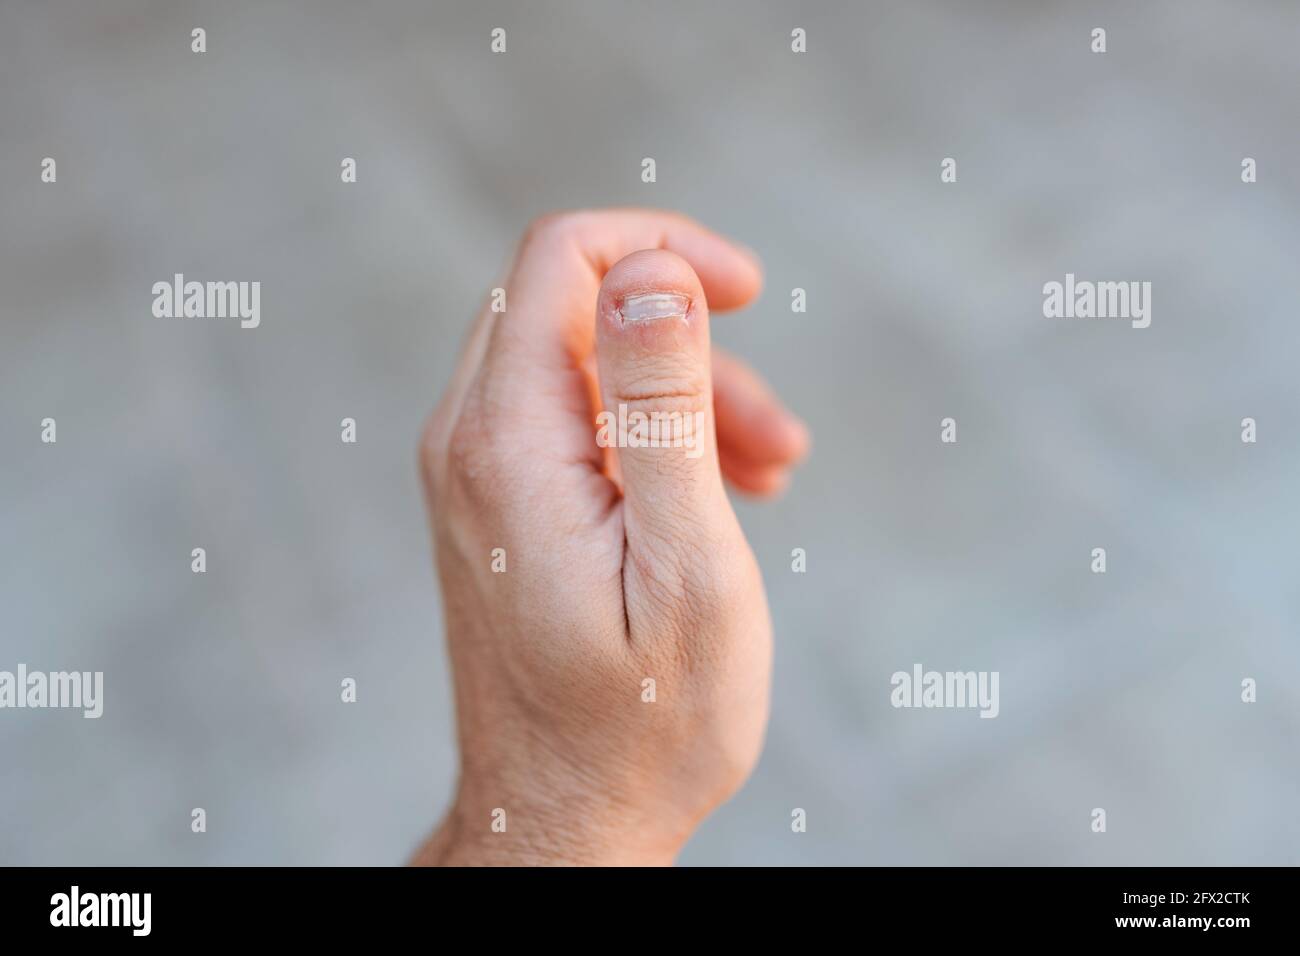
[414,776,688,866]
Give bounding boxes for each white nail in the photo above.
[618,292,689,323]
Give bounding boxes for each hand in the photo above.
[412,209,809,865]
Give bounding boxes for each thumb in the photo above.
[595,249,730,556]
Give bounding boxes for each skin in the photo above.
[411,209,809,866]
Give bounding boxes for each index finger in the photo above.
[489,208,764,379]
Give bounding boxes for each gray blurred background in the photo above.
[2,0,1298,865]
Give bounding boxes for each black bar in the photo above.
[0,867,1281,942]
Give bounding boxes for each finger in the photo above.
[718,451,791,498]
[712,349,810,469]
[594,249,728,551]
[422,298,498,459]
[420,290,503,503]
[489,209,762,383]
[572,208,762,313]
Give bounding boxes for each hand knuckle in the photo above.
[522,210,585,248]
[446,415,489,485]
[444,400,516,508]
